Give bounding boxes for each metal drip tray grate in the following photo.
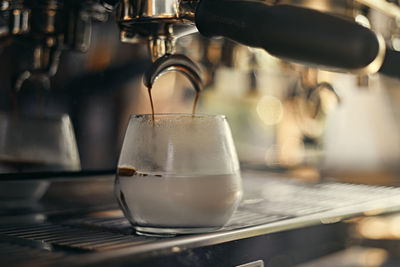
[2,172,400,266]
[0,220,159,266]
[0,222,156,251]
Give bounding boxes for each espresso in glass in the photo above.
[115,114,242,235]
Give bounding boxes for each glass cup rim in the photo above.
[129,113,227,119]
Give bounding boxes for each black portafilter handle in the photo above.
[195,0,384,73]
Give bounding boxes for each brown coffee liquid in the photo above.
[147,86,155,122]
[147,85,201,121]
[118,166,162,177]
[192,91,200,115]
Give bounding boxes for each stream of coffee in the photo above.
[192,91,200,115]
[147,86,201,120]
[147,86,155,122]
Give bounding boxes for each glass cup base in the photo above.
[134,225,223,236]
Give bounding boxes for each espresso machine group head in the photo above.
[112,0,198,60]
[111,0,203,91]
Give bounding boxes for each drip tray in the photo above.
[2,171,400,266]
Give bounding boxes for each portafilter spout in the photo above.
[143,53,203,93]
[143,53,203,114]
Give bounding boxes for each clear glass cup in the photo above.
[115,114,243,235]
[0,113,81,173]
[0,112,81,202]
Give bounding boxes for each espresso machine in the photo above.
[0,0,396,93]
[3,0,400,266]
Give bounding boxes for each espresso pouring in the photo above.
[147,85,201,119]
